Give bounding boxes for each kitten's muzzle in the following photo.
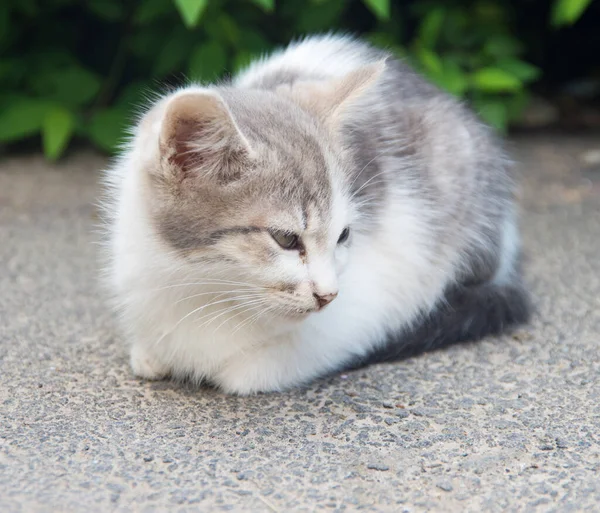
[313,292,338,310]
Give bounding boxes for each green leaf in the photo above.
[134,0,173,24]
[173,0,207,28]
[0,98,50,142]
[57,67,102,106]
[363,0,390,19]
[42,106,75,161]
[188,41,227,82]
[87,0,124,21]
[250,0,274,12]
[363,0,390,20]
[471,67,522,92]
[418,8,445,48]
[435,60,469,96]
[551,0,593,26]
[29,66,101,107]
[88,109,128,153]
[416,47,443,76]
[476,99,508,132]
[496,58,541,83]
[483,34,523,58]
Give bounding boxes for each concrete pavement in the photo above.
[1,135,599,512]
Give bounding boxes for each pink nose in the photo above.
[314,292,338,309]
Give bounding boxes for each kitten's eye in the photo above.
[271,231,301,250]
[337,227,350,244]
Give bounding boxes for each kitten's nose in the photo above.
[314,292,338,309]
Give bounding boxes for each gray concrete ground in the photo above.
[1,135,599,512]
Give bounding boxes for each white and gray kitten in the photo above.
[103,35,530,394]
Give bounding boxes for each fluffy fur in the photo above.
[102,35,530,395]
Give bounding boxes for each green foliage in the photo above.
[0,0,594,159]
[551,0,593,26]
[472,68,524,92]
[405,2,548,132]
[42,106,75,161]
[188,41,228,82]
[173,0,207,28]
[251,0,275,12]
[363,0,390,20]
[88,108,128,153]
[0,98,51,142]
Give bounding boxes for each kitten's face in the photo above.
[147,89,358,317]
[190,185,353,317]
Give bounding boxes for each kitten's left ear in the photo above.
[282,59,387,127]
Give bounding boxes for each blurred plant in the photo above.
[551,0,594,26]
[404,1,542,131]
[0,0,595,160]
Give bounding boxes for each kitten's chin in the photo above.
[271,308,315,322]
[286,310,314,320]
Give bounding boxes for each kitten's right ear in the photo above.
[280,60,386,129]
[158,91,253,183]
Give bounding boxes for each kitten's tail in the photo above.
[353,280,531,367]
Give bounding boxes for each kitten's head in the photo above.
[140,63,383,317]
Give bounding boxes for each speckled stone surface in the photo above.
[1,136,599,512]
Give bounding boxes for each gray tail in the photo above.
[349,281,531,368]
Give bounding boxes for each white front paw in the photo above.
[212,354,294,395]
[130,345,170,380]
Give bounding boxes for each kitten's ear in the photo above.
[284,60,386,126]
[159,91,253,183]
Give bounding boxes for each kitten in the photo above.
[102,34,530,395]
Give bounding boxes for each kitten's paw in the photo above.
[212,355,292,395]
[130,345,170,380]
[212,371,269,395]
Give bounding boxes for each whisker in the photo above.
[230,304,274,336]
[195,297,268,331]
[348,147,393,191]
[188,294,267,327]
[210,303,265,334]
[150,279,267,293]
[244,305,275,331]
[350,169,390,199]
[208,300,271,334]
[174,289,264,305]
[153,294,265,347]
